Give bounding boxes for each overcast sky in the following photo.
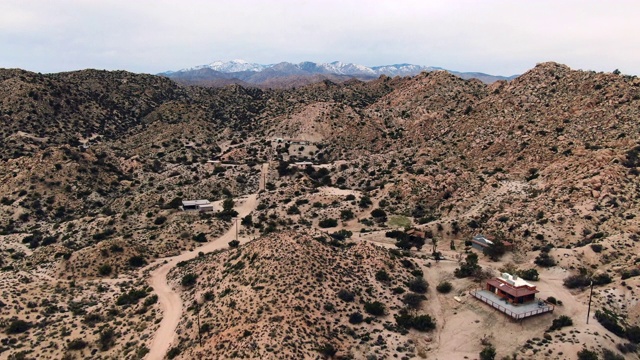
[1,0,639,76]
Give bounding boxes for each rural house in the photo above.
[181,200,214,212]
[470,273,554,319]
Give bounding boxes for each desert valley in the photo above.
[0,62,639,360]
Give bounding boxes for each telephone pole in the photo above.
[586,280,594,324]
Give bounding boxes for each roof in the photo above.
[487,273,539,298]
[182,200,210,206]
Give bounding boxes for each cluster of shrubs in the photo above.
[395,310,436,331]
[548,315,573,331]
[595,309,640,344]
[563,272,612,289]
[534,244,556,267]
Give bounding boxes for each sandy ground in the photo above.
[145,163,267,360]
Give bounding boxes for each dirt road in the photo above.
[145,164,267,360]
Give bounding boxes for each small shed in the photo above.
[182,200,213,212]
[471,234,493,252]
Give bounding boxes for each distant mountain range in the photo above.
[159,59,518,88]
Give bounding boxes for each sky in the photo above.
[1,0,639,76]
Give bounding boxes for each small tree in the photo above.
[228,240,240,248]
[407,277,429,294]
[479,345,496,360]
[455,253,481,278]
[364,301,386,316]
[181,273,198,287]
[577,348,599,360]
[375,269,391,282]
[436,281,453,294]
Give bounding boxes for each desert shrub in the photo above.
[402,293,424,309]
[595,310,626,337]
[98,264,112,276]
[546,296,558,305]
[534,252,556,267]
[167,346,181,359]
[348,312,364,324]
[375,269,391,282]
[577,348,599,360]
[318,343,337,358]
[116,288,148,306]
[548,315,573,331]
[590,244,603,252]
[436,281,453,294]
[340,209,354,220]
[181,273,198,287]
[68,338,88,350]
[228,240,240,248]
[153,216,167,225]
[479,345,496,360]
[5,319,31,334]
[318,218,338,228]
[98,327,115,351]
[602,349,624,360]
[144,295,158,306]
[337,289,355,302]
[518,268,539,281]
[364,301,386,316]
[394,310,436,332]
[455,253,481,278]
[330,230,352,241]
[621,268,640,280]
[563,274,591,289]
[193,232,207,242]
[617,342,638,354]
[128,255,146,268]
[626,325,640,344]
[407,277,428,294]
[411,314,436,331]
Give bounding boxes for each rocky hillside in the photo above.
[0,62,639,359]
[167,231,433,359]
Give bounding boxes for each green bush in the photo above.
[375,269,391,282]
[337,289,355,302]
[193,232,207,242]
[407,277,429,294]
[364,301,386,316]
[318,218,338,228]
[595,310,626,337]
[479,345,496,360]
[411,314,436,331]
[181,273,197,287]
[5,319,31,334]
[402,293,425,309]
[348,312,363,324]
[548,315,573,331]
[436,281,453,294]
[128,255,146,268]
[98,264,112,276]
[577,348,599,360]
[68,338,88,350]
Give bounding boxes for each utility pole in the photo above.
[586,280,594,324]
[235,217,239,241]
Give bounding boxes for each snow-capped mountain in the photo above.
[160,59,517,88]
[182,59,267,73]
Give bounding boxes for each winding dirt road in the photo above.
[145,163,267,360]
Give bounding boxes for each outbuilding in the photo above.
[181,200,213,212]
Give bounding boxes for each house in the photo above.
[181,200,214,212]
[486,273,538,304]
[471,234,494,251]
[470,273,554,319]
[290,161,314,169]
